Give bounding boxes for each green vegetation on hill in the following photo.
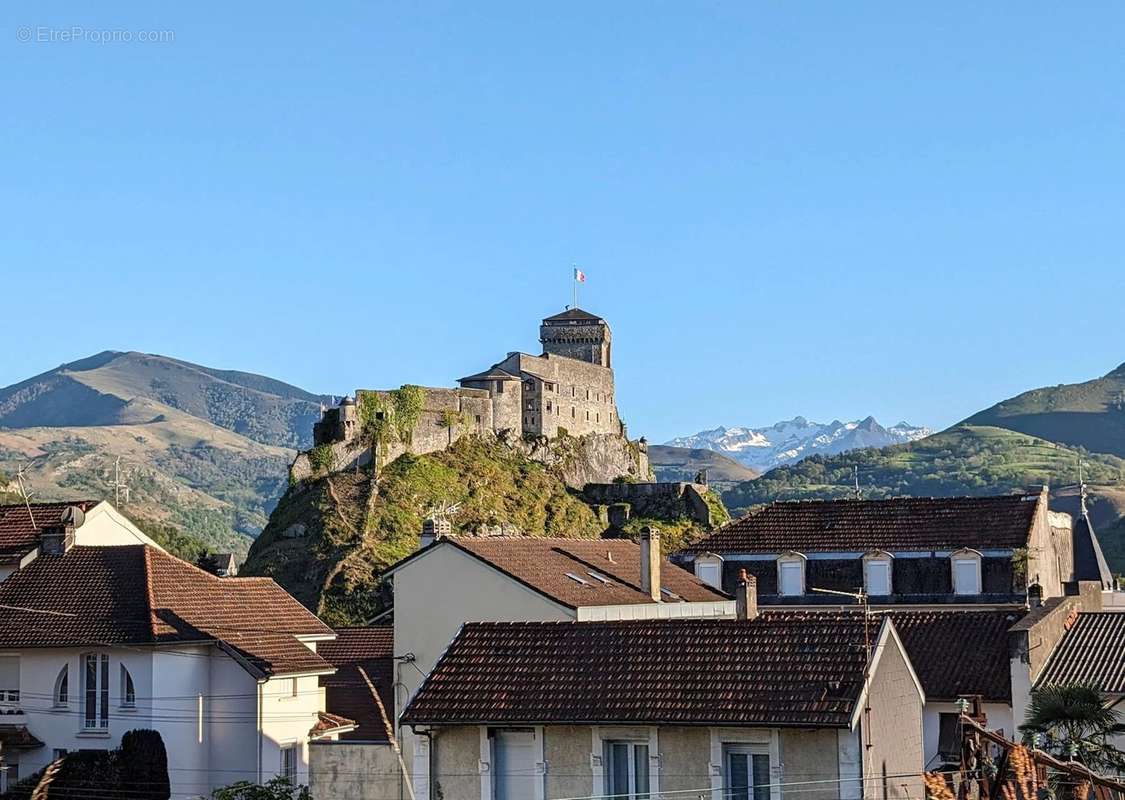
[245,435,726,624]
[723,425,1125,513]
[963,364,1125,458]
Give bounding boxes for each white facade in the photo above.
[0,640,332,798]
[921,701,1013,769]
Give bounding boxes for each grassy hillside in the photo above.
[0,401,292,554]
[963,363,1125,458]
[648,445,759,488]
[245,436,728,624]
[723,425,1125,512]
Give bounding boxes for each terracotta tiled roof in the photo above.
[0,545,334,678]
[0,724,45,750]
[886,609,1024,702]
[681,494,1041,554]
[1037,613,1125,692]
[0,501,99,561]
[310,710,358,739]
[402,613,879,728]
[320,627,395,743]
[396,537,729,609]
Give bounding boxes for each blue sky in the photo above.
[3,3,1125,443]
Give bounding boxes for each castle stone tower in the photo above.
[539,308,612,367]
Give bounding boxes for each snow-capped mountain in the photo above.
[664,417,931,473]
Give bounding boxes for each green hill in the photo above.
[962,363,1125,458]
[722,424,1125,512]
[244,436,728,624]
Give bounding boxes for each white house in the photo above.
[0,539,353,797]
[0,500,160,581]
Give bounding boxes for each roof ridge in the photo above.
[142,545,159,641]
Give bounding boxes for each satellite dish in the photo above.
[59,506,85,529]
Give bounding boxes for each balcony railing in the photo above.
[0,689,22,715]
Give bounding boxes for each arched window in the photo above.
[120,665,135,708]
[53,665,68,706]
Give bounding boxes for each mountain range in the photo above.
[664,416,931,473]
[0,351,333,557]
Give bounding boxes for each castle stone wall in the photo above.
[582,482,712,525]
[497,352,618,439]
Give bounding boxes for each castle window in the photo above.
[586,389,590,400]
[572,387,576,397]
[572,407,576,418]
[586,411,590,421]
[596,413,600,423]
[495,381,504,394]
[546,402,552,412]
[475,415,481,424]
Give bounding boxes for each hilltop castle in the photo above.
[303,308,638,478]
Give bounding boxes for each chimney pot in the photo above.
[639,526,661,602]
[736,569,759,620]
[420,516,451,550]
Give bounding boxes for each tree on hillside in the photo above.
[1020,683,1125,773]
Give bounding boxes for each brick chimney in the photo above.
[40,506,85,556]
[639,526,661,602]
[420,516,451,550]
[736,569,758,620]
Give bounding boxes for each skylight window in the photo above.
[565,572,591,586]
[587,571,612,585]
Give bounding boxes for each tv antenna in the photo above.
[15,463,36,527]
[853,466,862,499]
[110,457,130,506]
[1079,459,1088,517]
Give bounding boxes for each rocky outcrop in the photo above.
[500,431,653,488]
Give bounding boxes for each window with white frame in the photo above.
[604,740,649,800]
[53,665,69,707]
[777,554,805,596]
[280,744,299,780]
[951,551,982,595]
[491,728,537,800]
[119,665,135,708]
[82,654,109,729]
[694,555,723,589]
[864,554,892,596]
[724,744,771,800]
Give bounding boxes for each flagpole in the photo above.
[572,268,577,309]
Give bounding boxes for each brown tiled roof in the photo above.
[398,537,729,609]
[310,711,358,739]
[1037,613,1125,692]
[886,610,1024,702]
[320,627,395,743]
[682,495,1041,554]
[0,501,99,561]
[0,724,45,750]
[0,545,333,678]
[402,613,879,728]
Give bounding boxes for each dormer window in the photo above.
[863,551,893,596]
[951,549,982,595]
[693,553,723,590]
[777,552,806,596]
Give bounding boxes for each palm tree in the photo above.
[1020,683,1125,774]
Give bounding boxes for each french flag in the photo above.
[573,268,586,283]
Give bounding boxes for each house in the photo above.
[400,598,925,800]
[1034,609,1125,752]
[678,491,1076,605]
[884,609,1024,767]
[0,541,351,797]
[197,551,239,577]
[385,527,733,794]
[0,500,159,581]
[310,627,403,800]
